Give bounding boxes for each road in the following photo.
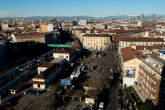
[104,45,123,110]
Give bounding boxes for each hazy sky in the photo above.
[0,0,164,17]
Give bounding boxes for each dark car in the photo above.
[53,95,63,107]
[24,89,42,95]
[3,96,19,109]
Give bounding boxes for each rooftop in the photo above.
[121,46,142,62]
[154,32,165,36]
[35,63,59,79]
[55,48,74,53]
[120,37,164,42]
[83,33,110,37]
[39,63,55,68]
[142,56,165,76]
[135,45,165,51]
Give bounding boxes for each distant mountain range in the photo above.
[0,14,165,20]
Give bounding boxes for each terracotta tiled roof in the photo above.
[15,32,45,37]
[119,37,164,42]
[83,34,110,37]
[29,80,44,85]
[34,63,59,79]
[145,52,160,57]
[154,32,165,36]
[39,63,55,68]
[136,45,165,50]
[55,48,74,53]
[121,46,138,62]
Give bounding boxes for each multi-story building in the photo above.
[78,20,88,26]
[154,32,165,40]
[0,23,9,31]
[138,20,143,27]
[11,33,45,43]
[72,28,87,40]
[61,21,74,27]
[0,23,15,31]
[37,24,53,33]
[10,32,58,44]
[119,37,165,48]
[135,56,165,109]
[156,24,165,32]
[121,46,142,87]
[82,34,111,51]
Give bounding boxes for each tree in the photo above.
[139,103,153,110]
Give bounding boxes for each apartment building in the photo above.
[10,32,58,44]
[0,23,15,31]
[134,56,165,109]
[61,20,74,27]
[72,28,87,40]
[119,37,165,48]
[121,46,142,87]
[11,33,45,43]
[82,34,111,51]
[78,20,88,26]
[37,24,53,33]
[154,32,165,40]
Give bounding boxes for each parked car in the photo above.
[24,89,42,96]
[53,95,63,107]
[98,102,104,110]
[3,96,18,109]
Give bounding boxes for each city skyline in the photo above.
[0,0,165,17]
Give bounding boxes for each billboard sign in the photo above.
[124,67,135,77]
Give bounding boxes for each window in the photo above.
[38,84,40,88]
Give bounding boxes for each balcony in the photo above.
[133,84,146,102]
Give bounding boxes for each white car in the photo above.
[98,102,104,110]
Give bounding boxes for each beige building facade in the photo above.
[122,57,142,87]
[38,24,48,33]
[82,34,111,51]
[121,46,142,87]
[134,56,165,109]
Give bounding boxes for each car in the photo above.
[24,89,42,95]
[98,102,104,110]
[3,97,18,108]
[75,58,81,63]
[53,95,63,107]
[23,89,32,95]
[31,90,41,96]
